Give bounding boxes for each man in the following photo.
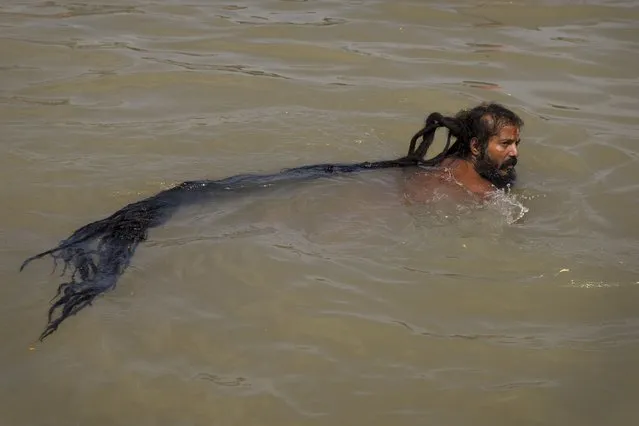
[23,101,524,340]
[402,102,524,202]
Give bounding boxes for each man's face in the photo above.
[474,125,521,189]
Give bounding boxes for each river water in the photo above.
[1,1,638,425]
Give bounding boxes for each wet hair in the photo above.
[21,103,522,341]
[402,102,524,165]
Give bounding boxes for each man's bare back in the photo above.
[404,158,501,204]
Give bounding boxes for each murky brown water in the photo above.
[2,1,638,425]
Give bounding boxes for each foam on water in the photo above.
[485,190,530,225]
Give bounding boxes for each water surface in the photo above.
[1,1,638,425]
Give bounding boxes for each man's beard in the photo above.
[474,152,517,190]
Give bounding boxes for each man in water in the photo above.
[403,102,523,202]
[23,100,524,340]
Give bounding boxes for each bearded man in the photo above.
[402,102,523,201]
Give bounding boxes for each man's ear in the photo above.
[470,137,481,157]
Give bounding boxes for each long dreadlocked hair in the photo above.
[406,102,525,165]
[21,102,522,341]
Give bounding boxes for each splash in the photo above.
[485,190,530,224]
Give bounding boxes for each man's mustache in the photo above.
[501,157,518,169]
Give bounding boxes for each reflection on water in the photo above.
[1,1,638,425]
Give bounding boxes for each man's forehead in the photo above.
[497,125,521,139]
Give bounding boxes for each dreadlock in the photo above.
[21,103,521,341]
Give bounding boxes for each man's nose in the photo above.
[509,144,519,158]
